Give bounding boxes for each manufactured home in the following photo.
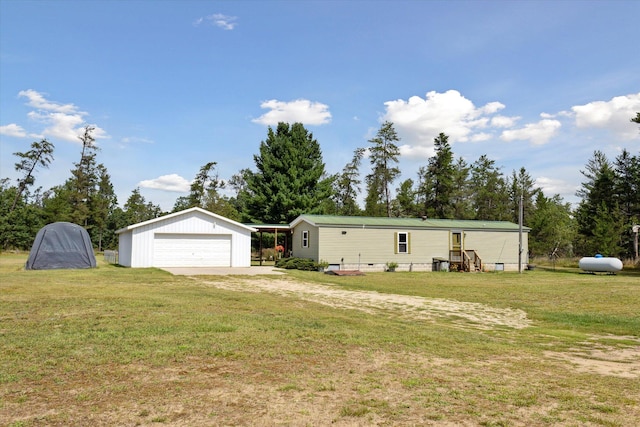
[290,215,529,272]
[116,207,256,268]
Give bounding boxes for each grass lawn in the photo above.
[1,252,639,426]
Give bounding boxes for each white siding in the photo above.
[118,232,132,267]
[118,209,253,268]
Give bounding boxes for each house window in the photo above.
[302,230,309,248]
[396,232,410,254]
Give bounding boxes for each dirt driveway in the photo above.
[162,266,285,276]
[195,276,531,330]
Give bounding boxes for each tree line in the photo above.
[2,118,639,261]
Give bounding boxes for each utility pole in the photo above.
[518,194,523,274]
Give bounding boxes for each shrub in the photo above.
[276,257,320,271]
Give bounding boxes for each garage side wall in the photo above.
[126,211,252,268]
[117,231,133,267]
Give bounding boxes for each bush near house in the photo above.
[275,257,322,271]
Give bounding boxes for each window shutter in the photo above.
[408,232,411,254]
[394,232,398,254]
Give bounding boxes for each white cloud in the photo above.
[121,136,154,144]
[138,174,191,192]
[500,118,561,146]
[17,90,108,143]
[381,90,518,158]
[571,92,640,140]
[491,115,520,128]
[194,13,238,30]
[0,123,27,137]
[399,144,435,158]
[252,99,332,126]
[18,89,78,114]
[535,176,579,198]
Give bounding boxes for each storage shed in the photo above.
[116,207,256,268]
[26,222,96,270]
[290,215,529,272]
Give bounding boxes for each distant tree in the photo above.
[574,151,618,255]
[507,167,539,225]
[0,178,46,250]
[451,157,474,219]
[528,192,575,258]
[364,165,387,217]
[333,147,365,215]
[10,139,55,212]
[124,188,163,224]
[392,178,418,217]
[469,155,508,220]
[68,125,100,226]
[41,183,74,224]
[365,121,401,217]
[613,149,640,258]
[420,132,455,218]
[228,168,251,214]
[170,162,240,219]
[242,122,332,224]
[88,165,118,250]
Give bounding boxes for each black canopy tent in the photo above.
[26,222,97,270]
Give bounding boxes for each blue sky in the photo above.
[1,0,639,212]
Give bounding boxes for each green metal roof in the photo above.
[293,215,530,231]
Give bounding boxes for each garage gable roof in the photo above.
[290,214,529,231]
[115,207,257,234]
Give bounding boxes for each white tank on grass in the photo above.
[578,255,623,273]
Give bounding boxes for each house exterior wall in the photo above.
[317,226,450,271]
[290,217,528,272]
[118,210,252,268]
[291,222,320,261]
[464,230,528,271]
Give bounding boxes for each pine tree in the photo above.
[366,121,400,217]
[422,132,454,218]
[68,126,100,226]
[507,167,539,225]
[469,155,508,220]
[243,122,332,223]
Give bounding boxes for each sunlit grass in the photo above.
[1,253,639,426]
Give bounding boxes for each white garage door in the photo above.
[153,234,231,267]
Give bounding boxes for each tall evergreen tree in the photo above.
[469,155,508,220]
[422,132,455,218]
[574,151,618,255]
[507,167,539,225]
[613,149,640,258]
[88,165,118,250]
[68,126,100,226]
[451,157,474,219]
[366,121,400,217]
[243,122,332,223]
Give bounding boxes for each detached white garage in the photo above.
[116,207,257,268]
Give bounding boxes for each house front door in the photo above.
[450,231,464,265]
